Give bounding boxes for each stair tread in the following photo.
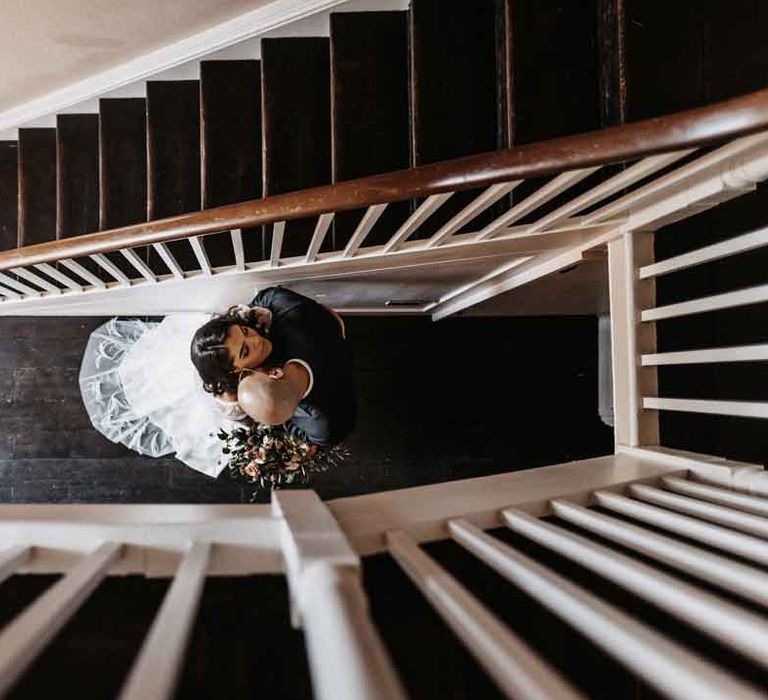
[0,142,18,252]
[331,11,411,249]
[57,114,100,240]
[201,59,264,266]
[147,80,201,272]
[511,0,600,143]
[410,0,506,238]
[18,128,57,248]
[262,37,331,259]
[411,0,502,165]
[99,98,147,231]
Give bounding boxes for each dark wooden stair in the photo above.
[0,2,639,278]
[201,59,264,266]
[330,11,411,250]
[409,0,509,237]
[0,142,17,252]
[99,97,149,271]
[56,113,113,281]
[261,37,331,259]
[18,128,57,248]
[99,98,147,232]
[146,80,201,272]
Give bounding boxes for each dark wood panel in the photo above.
[410,0,506,236]
[146,80,201,271]
[18,128,57,247]
[56,114,99,240]
[624,2,706,120]
[330,11,411,250]
[4,86,768,271]
[262,37,331,258]
[510,0,600,144]
[597,0,626,127]
[201,59,264,266]
[0,142,18,251]
[99,98,147,231]
[99,98,149,274]
[410,0,501,162]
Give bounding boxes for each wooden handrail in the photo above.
[4,86,768,271]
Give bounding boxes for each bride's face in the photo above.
[224,324,273,372]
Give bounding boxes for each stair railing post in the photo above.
[273,490,406,700]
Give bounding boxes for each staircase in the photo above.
[0,0,618,316]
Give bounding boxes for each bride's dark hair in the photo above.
[190,306,268,395]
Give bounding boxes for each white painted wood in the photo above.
[0,542,122,697]
[643,397,768,419]
[119,542,211,700]
[663,477,768,518]
[608,236,634,445]
[33,262,82,291]
[474,169,599,241]
[598,314,614,426]
[230,229,245,271]
[0,547,31,585]
[343,204,388,258]
[9,267,61,294]
[189,237,212,277]
[0,219,617,316]
[327,453,680,556]
[608,233,659,448]
[449,519,761,700]
[431,247,583,320]
[426,182,520,248]
[595,491,768,566]
[152,243,184,280]
[520,151,693,235]
[270,221,285,267]
[551,499,768,609]
[640,225,768,279]
[91,253,131,286]
[387,529,582,700]
[306,213,334,262]
[59,258,107,288]
[427,255,533,311]
[121,248,157,283]
[581,132,768,225]
[299,563,408,700]
[616,445,768,496]
[0,271,41,296]
[0,0,352,134]
[642,344,768,365]
[274,491,405,700]
[642,283,768,321]
[0,283,21,300]
[630,483,768,538]
[383,193,452,252]
[503,508,768,669]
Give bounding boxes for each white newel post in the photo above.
[273,491,406,700]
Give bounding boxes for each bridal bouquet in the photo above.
[218,422,347,496]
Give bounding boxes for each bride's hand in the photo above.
[217,390,239,403]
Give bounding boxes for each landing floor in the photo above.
[0,315,613,503]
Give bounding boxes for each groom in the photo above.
[234,287,356,447]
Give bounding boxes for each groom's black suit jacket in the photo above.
[250,287,356,447]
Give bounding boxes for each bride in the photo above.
[79,287,356,477]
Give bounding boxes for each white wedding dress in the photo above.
[79,314,242,477]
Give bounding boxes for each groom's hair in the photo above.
[190,309,266,395]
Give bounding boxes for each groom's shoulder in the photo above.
[251,286,319,315]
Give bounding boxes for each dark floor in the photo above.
[0,314,613,503]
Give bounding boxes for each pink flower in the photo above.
[243,462,260,478]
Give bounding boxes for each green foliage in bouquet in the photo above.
[218,421,348,496]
